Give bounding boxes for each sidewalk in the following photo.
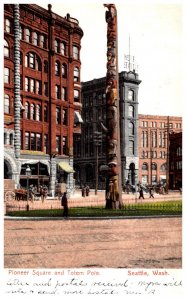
[5,190,182,212]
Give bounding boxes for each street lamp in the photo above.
[94,131,102,195]
[26,165,31,211]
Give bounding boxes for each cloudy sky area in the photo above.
[40,0,183,117]
[10,0,182,117]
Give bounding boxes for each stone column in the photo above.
[66,157,75,197]
[49,157,56,197]
[13,4,21,159]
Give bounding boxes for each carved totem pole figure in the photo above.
[104,4,122,209]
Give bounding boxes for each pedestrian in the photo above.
[139,187,144,199]
[61,192,68,217]
[82,186,85,197]
[149,186,154,198]
[85,185,90,196]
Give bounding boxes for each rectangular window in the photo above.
[44,134,48,153]
[25,132,30,150]
[25,77,29,91]
[63,136,67,155]
[62,109,68,125]
[40,35,46,48]
[44,82,48,96]
[56,136,61,153]
[74,89,80,102]
[73,46,79,59]
[62,87,67,101]
[56,85,60,99]
[4,95,10,114]
[25,28,31,42]
[36,133,42,151]
[30,79,35,92]
[56,107,61,124]
[61,42,66,55]
[35,80,41,94]
[33,32,39,46]
[5,19,11,33]
[4,67,10,83]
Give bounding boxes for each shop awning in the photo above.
[58,162,75,173]
[74,111,83,124]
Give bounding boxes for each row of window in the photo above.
[4,69,81,102]
[5,42,80,82]
[23,131,68,155]
[142,162,166,171]
[5,18,80,60]
[141,150,166,159]
[141,131,167,148]
[141,121,182,129]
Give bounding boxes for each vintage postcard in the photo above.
[1,0,184,298]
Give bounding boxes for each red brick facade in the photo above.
[138,114,182,186]
[4,4,83,155]
[4,4,83,193]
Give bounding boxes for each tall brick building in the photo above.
[4,4,83,195]
[138,115,182,186]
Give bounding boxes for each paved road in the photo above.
[4,216,182,269]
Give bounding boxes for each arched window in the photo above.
[142,163,148,170]
[160,163,166,171]
[4,94,10,114]
[74,67,79,81]
[128,105,134,117]
[129,122,134,136]
[25,102,30,119]
[25,52,41,71]
[151,163,157,170]
[128,90,134,101]
[4,40,9,57]
[55,61,60,76]
[62,63,67,78]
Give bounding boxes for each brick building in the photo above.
[4,4,83,195]
[138,115,182,186]
[169,132,182,189]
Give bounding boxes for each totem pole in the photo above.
[103,4,122,209]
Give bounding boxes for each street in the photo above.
[4,216,182,269]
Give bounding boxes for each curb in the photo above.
[4,215,182,221]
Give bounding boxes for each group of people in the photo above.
[138,185,154,199]
[28,184,48,202]
[81,185,90,197]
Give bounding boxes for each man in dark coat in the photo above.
[61,192,68,217]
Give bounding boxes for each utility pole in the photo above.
[94,131,102,195]
[103,4,122,209]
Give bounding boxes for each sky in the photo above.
[39,0,184,117]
